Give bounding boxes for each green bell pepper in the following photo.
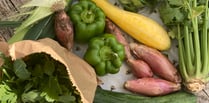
[69,0,106,43]
[84,34,125,76]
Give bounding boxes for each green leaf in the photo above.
[168,0,184,6]
[0,84,17,103]
[7,26,31,44]
[43,60,55,76]
[23,15,55,40]
[159,5,184,24]
[31,64,44,77]
[41,76,61,102]
[22,0,66,8]
[192,5,205,18]
[8,7,53,44]
[21,90,40,102]
[0,21,21,28]
[15,7,53,34]
[13,59,31,80]
[22,0,59,8]
[58,94,76,102]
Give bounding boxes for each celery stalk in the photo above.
[201,0,208,76]
[177,0,209,92]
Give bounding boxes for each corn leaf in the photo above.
[23,15,56,40]
[8,26,30,44]
[22,0,61,8]
[15,7,53,34]
[0,21,21,28]
[8,7,53,44]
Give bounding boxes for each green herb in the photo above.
[0,53,81,102]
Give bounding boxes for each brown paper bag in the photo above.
[0,38,97,103]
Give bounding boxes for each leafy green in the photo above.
[167,0,183,6]
[159,6,184,24]
[21,90,40,102]
[0,53,81,102]
[13,59,31,80]
[118,0,145,12]
[0,84,17,103]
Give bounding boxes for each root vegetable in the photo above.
[127,59,153,78]
[124,78,181,96]
[130,43,181,83]
[54,2,74,51]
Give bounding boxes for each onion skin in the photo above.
[127,59,153,78]
[124,78,181,96]
[54,10,74,51]
[130,43,182,83]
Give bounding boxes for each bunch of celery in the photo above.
[158,0,209,92]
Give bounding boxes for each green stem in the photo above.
[189,0,201,76]
[2,68,11,79]
[189,31,194,63]
[81,10,95,24]
[184,25,194,76]
[201,0,209,75]
[178,24,188,80]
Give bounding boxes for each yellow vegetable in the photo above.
[91,0,171,50]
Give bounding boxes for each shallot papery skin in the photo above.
[124,78,181,96]
[127,59,153,78]
[130,43,182,83]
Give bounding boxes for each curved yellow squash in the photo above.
[92,0,171,50]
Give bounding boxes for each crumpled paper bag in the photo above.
[0,38,97,103]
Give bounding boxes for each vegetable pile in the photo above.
[0,53,81,103]
[1,0,208,102]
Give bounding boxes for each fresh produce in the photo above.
[105,18,132,59]
[127,59,153,78]
[105,18,153,78]
[118,0,145,12]
[54,2,74,51]
[130,43,182,83]
[84,34,125,76]
[69,0,106,43]
[8,0,70,44]
[0,53,81,103]
[94,87,197,103]
[124,78,181,96]
[157,0,209,92]
[91,0,171,50]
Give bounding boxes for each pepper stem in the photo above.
[100,46,118,61]
[81,10,95,24]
